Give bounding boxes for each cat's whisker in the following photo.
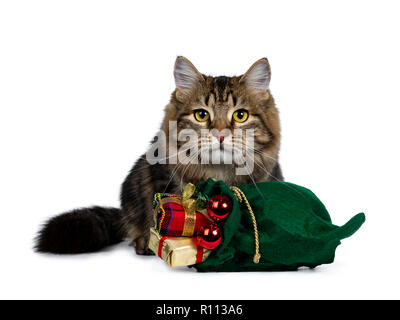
[247,150,279,181]
[252,157,272,178]
[251,156,305,197]
[163,160,186,193]
[179,150,200,190]
[36,57,284,257]
[155,148,191,162]
[242,145,279,163]
[233,150,266,201]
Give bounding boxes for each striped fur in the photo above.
[35,57,283,255]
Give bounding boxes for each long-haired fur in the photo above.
[35,57,283,255]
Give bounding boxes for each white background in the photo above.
[1,0,399,300]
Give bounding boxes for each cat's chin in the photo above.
[204,145,238,163]
[172,162,245,187]
[195,163,251,186]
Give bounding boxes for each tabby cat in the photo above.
[35,57,283,255]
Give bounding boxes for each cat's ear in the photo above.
[174,56,204,102]
[240,58,271,95]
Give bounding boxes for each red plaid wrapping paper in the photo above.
[153,193,210,237]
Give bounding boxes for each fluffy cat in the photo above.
[35,57,283,255]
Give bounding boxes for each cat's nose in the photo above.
[211,129,229,144]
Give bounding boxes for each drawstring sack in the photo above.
[192,178,365,272]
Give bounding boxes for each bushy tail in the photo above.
[35,206,125,254]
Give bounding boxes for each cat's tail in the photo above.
[35,206,125,254]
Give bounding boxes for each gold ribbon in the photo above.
[182,183,261,264]
[181,183,197,236]
[230,186,261,264]
[181,183,196,213]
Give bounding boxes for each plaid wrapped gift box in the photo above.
[153,193,211,237]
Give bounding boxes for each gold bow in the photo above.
[181,183,197,214]
[180,183,197,236]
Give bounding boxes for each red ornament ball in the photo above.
[197,223,222,250]
[207,195,233,222]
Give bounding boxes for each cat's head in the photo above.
[160,57,281,185]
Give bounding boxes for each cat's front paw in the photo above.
[130,236,154,255]
[136,247,155,256]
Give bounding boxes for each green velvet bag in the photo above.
[192,178,365,272]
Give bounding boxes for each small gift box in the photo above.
[153,192,211,237]
[148,227,211,267]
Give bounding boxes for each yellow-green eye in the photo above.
[194,109,210,122]
[233,109,249,123]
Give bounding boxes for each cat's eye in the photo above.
[233,109,249,123]
[194,109,210,122]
